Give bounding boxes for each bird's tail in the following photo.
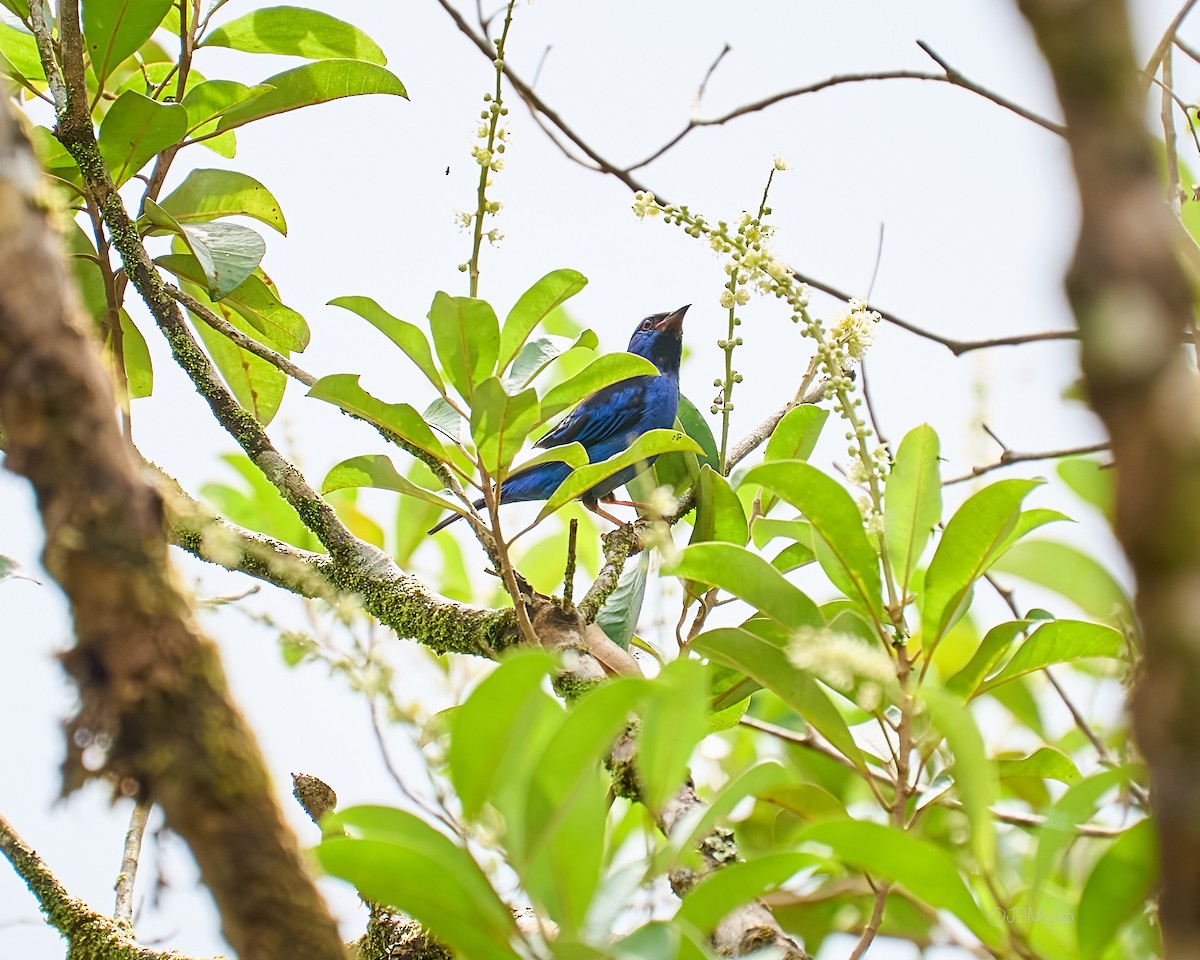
[427,497,486,535]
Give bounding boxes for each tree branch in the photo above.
[942,438,1109,485]
[113,801,151,930]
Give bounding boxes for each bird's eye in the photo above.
[640,318,654,331]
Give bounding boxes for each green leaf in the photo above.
[181,80,274,135]
[115,309,152,399]
[535,429,701,521]
[765,404,828,462]
[993,539,1133,626]
[998,747,1081,785]
[0,23,45,85]
[503,331,598,391]
[639,659,709,811]
[307,374,448,462]
[97,92,188,186]
[596,554,649,650]
[667,543,820,628]
[427,292,499,401]
[157,255,308,351]
[977,620,1124,694]
[677,853,821,934]
[944,620,1028,698]
[471,377,540,475]
[689,465,748,547]
[649,394,720,495]
[330,295,444,393]
[322,455,466,517]
[759,783,848,823]
[884,424,941,595]
[922,478,1042,643]
[160,168,287,234]
[201,7,387,64]
[177,222,266,301]
[202,454,316,549]
[667,761,794,862]
[537,352,659,422]
[1058,457,1113,518]
[0,554,39,585]
[318,807,520,960]
[216,59,407,132]
[1077,819,1157,958]
[692,628,866,770]
[84,0,174,86]
[923,688,997,870]
[797,820,1002,948]
[499,268,588,372]
[424,396,467,444]
[191,305,285,423]
[743,461,883,625]
[448,651,557,818]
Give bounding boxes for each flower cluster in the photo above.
[788,627,895,711]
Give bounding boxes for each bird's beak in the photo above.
[655,304,689,335]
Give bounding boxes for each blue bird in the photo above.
[429,304,687,534]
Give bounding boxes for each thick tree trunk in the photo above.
[0,104,345,960]
[1019,1,1200,955]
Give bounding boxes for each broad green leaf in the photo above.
[499,268,588,372]
[113,309,152,399]
[596,554,649,649]
[692,628,866,770]
[765,404,828,462]
[160,168,287,234]
[424,396,467,443]
[448,651,558,819]
[178,222,266,301]
[884,424,941,594]
[751,516,813,549]
[328,489,385,548]
[1077,819,1157,958]
[322,455,466,517]
[689,465,748,547]
[202,454,316,549]
[1058,457,1113,518]
[157,254,308,351]
[508,442,589,477]
[537,352,658,422]
[977,620,1124,694]
[427,292,499,401]
[677,853,821,934]
[192,307,285,423]
[759,783,848,822]
[471,377,540,475]
[331,296,444,394]
[923,688,997,869]
[307,374,448,462]
[395,462,444,564]
[993,539,1133,626]
[667,761,794,862]
[0,554,39,585]
[503,331,598,391]
[668,542,820,628]
[797,820,1002,948]
[83,0,174,86]
[922,479,1042,643]
[97,92,188,186]
[318,807,520,960]
[945,620,1029,698]
[535,429,701,521]
[181,80,274,135]
[198,129,238,158]
[201,7,386,64]
[649,394,720,495]
[216,59,407,132]
[639,658,708,811]
[744,461,883,624]
[0,1,28,19]
[998,747,1081,785]
[0,23,45,84]
[995,507,1072,557]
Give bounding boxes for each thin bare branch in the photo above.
[114,801,152,929]
[1144,0,1200,90]
[943,439,1109,485]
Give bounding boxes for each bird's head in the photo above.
[627,304,687,374]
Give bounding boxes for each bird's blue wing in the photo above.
[535,377,652,450]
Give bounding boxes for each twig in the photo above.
[562,518,578,609]
[692,43,731,117]
[848,880,891,960]
[368,702,464,837]
[26,3,66,112]
[114,801,152,929]
[1162,48,1184,215]
[1175,34,1200,65]
[943,439,1109,485]
[1144,0,1200,91]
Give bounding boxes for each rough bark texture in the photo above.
[0,105,345,960]
[1018,1,1199,955]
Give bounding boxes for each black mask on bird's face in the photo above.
[627,304,687,374]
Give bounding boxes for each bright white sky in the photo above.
[1,1,1188,957]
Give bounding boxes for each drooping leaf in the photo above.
[535,429,702,521]
[330,295,444,394]
[83,0,174,86]
[307,374,448,462]
[144,202,266,300]
[201,7,387,64]
[216,59,407,132]
[470,377,540,475]
[649,395,720,495]
[689,465,748,547]
[97,92,188,186]
[503,331,598,391]
[998,747,1081,785]
[112,309,153,399]
[181,80,274,136]
[668,542,820,628]
[922,479,1042,643]
[638,658,709,811]
[976,620,1125,694]
[1058,456,1113,518]
[596,554,649,649]
[743,460,883,625]
[1076,819,1157,958]
[499,268,588,372]
[191,305,285,423]
[160,168,287,234]
[427,292,499,401]
[944,620,1029,698]
[322,455,467,518]
[884,424,941,595]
